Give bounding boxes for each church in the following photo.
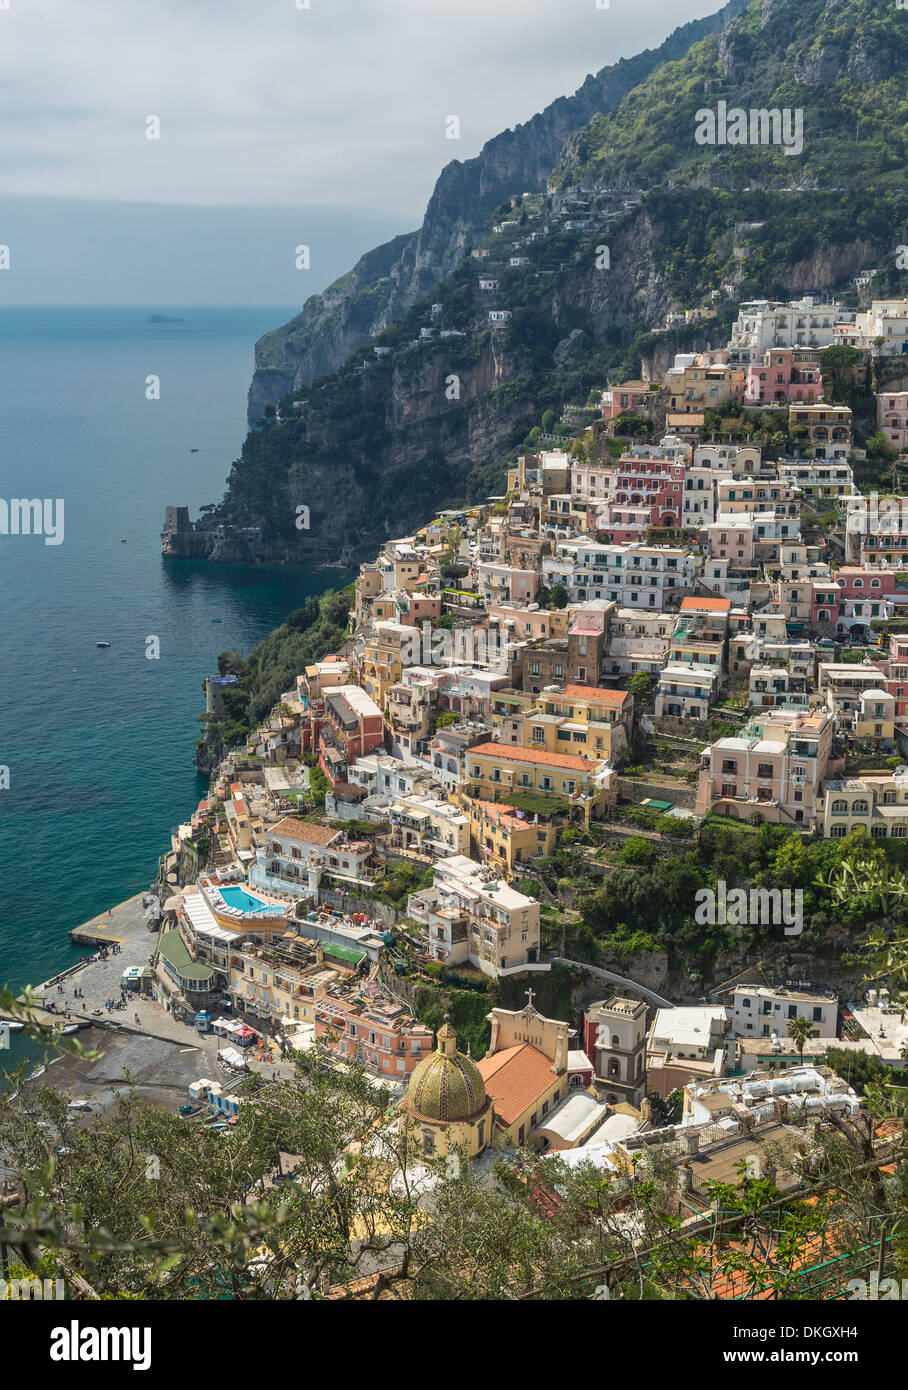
[399,992,606,1160]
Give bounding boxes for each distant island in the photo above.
[147,314,186,324]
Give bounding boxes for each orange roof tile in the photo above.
[680,596,731,613]
[477,1043,558,1126]
[269,817,341,846]
[562,684,630,706]
[468,742,601,772]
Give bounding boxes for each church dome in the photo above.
[407,1017,486,1123]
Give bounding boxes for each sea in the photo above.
[0,307,348,1074]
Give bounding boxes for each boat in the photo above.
[211,617,222,623]
[96,641,111,648]
[190,448,199,453]
[120,538,127,543]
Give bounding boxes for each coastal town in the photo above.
[12,291,907,1260]
[3,0,908,1317]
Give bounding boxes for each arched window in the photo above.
[831,800,848,815]
[851,800,869,815]
[611,1035,620,1047]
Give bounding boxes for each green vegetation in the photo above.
[578,822,908,980]
[195,586,353,766]
[499,791,572,817]
[557,0,908,197]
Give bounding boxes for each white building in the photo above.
[731,984,838,1041]
[407,855,547,979]
[542,540,695,609]
[727,297,849,365]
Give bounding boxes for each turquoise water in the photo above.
[0,307,346,1015]
[218,884,282,915]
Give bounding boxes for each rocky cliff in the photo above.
[167,0,908,568]
[247,0,750,418]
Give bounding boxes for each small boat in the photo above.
[211,617,222,623]
[190,448,199,453]
[96,641,111,648]
[120,538,128,543]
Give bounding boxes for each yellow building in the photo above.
[360,622,415,706]
[463,741,615,825]
[851,688,895,744]
[466,797,559,873]
[353,562,382,628]
[821,769,908,839]
[229,937,343,1029]
[476,998,585,1149]
[517,684,633,764]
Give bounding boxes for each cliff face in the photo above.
[247,0,750,417]
[168,0,908,570]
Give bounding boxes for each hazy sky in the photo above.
[0,0,728,304]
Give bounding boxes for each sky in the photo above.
[0,0,730,305]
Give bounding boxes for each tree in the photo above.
[628,673,652,699]
[548,583,569,610]
[787,1015,814,1064]
[445,525,463,560]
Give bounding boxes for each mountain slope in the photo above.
[247,0,750,417]
[555,0,908,192]
[170,0,908,570]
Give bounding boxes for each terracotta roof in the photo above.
[680,596,731,613]
[477,1043,558,1126]
[562,684,630,706]
[468,742,600,772]
[269,817,340,846]
[471,799,525,827]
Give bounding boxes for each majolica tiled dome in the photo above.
[407,1017,486,1123]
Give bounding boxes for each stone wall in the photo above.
[316,888,397,930]
[618,777,697,809]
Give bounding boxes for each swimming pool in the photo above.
[219,884,283,915]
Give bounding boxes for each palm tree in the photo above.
[787,1015,814,1064]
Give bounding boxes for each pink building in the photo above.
[399,594,443,627]
[744,348,822,407]
[611,457,686,529]
[879,392,908,453]
[601,381,653,420]
[887,635,908,726]
[707,518,754,567]
[811,568,896,635]
[696,708,835,830]
[593,501,654,544]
